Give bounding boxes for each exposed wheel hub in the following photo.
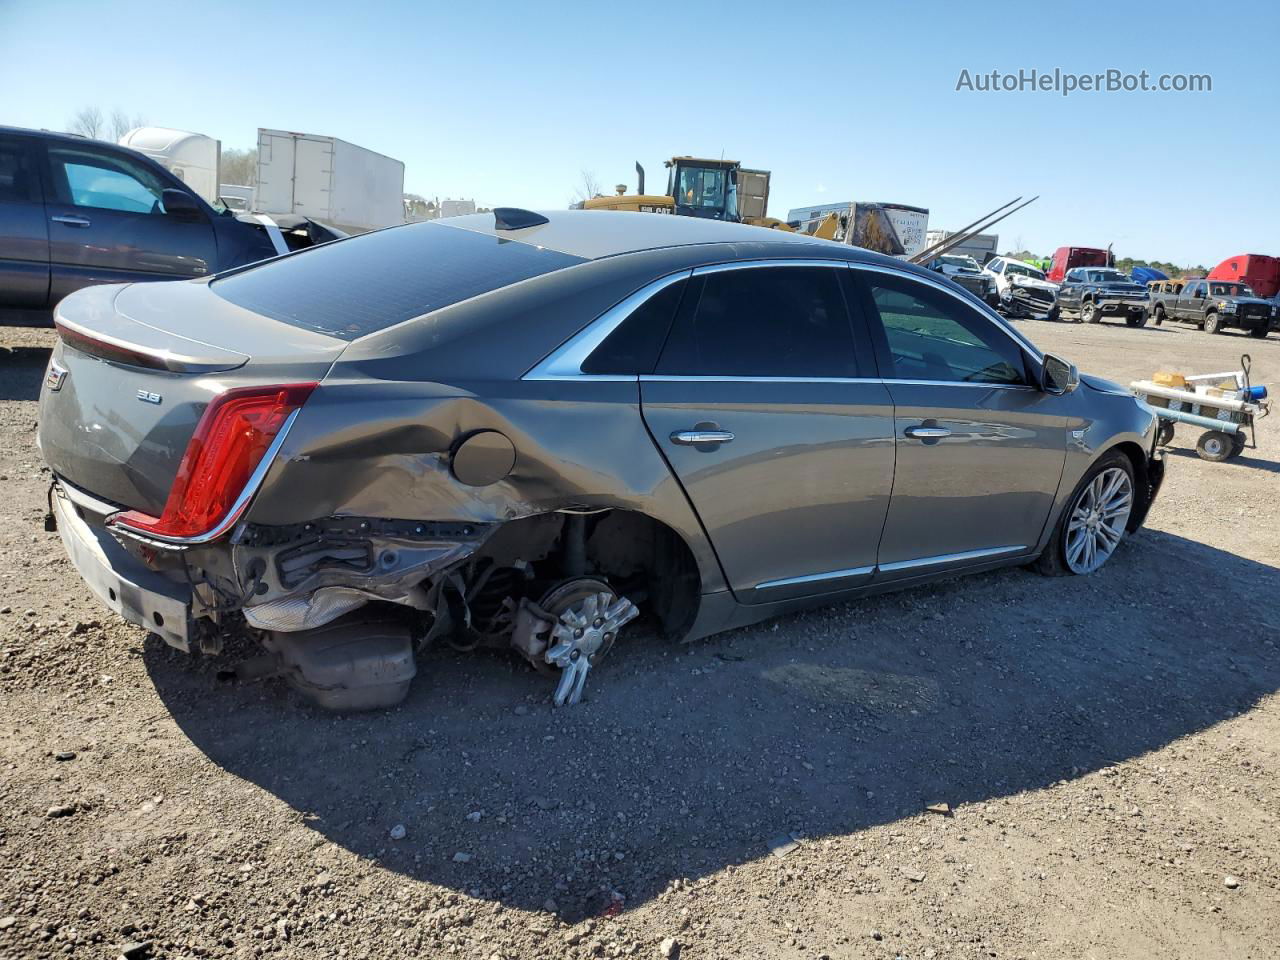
[538,581,638,707]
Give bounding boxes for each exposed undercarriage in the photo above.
[139,509,701,710]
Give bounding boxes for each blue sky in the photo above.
[3,0,1276,265]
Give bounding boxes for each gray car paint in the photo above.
[38,212,1161,655]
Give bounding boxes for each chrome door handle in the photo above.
[52,215,91,227]
[904,426,951,439]
[670,430,734,446]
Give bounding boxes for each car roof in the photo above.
[0,124,97,143]
[436,209,837,261]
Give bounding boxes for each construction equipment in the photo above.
[581,158,793,229]
[789,202,929,256]
[1130,354,1270,462]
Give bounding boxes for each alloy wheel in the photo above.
[1064,466,1133,574]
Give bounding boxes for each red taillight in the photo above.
[111,383,316,540]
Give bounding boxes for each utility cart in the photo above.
[1130,354,1270,462]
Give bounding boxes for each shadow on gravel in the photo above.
[0,346,51,401]
[1163,446,1280,475]
[146,529,1280,921]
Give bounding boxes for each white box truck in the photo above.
[254,129,405,234]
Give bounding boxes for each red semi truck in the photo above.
[1208,254,1280,300]
[1048,246,1111,284]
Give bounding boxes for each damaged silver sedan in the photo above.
[37,209,1164,709]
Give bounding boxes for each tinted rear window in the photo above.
[211,222,585,340]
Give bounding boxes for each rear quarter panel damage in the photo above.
[246,377,726,596]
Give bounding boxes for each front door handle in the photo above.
[904,425,952,439]
[51,214,91,227]
[670,430,734,446]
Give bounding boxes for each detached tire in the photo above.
[1046,303,1060,322]
[1249,325,1270,339]
[1204,311,1222,334]
[1035,450,1135,577]
[1153,305,1166,325]
[1081,301,1100,324]
[1196,430,1234,462]
[1126,310,1148,328]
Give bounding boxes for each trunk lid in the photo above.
[38,280,345,516]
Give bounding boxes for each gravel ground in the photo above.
[1,317,1277,960]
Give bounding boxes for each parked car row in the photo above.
[1148,278,1277,338]
[923,245,1279,339]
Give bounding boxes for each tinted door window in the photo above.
[48,147,169,214]
[582,277,687,374]
[862,272,1026,385]
[0,142,40,202]
[656,266,858,377]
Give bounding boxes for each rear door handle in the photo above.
[52,215,91,227]
[904,426,951,439]
[670,430,734,446]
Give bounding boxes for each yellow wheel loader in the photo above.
[582,158,795,230]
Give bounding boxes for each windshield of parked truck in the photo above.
[941,255,980,271]
[1086,269,1130,283]
[1005,262,1046,280]
[1211,282,1253,297]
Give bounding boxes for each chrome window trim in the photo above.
[852,261,1045,362]
[523,269,692,381]
[691,258,856,276]
[880,379,1038,391]
[522,256,1044,383]
[755,565,875,591]
[877,544,1027,573]
[640,375,880,384]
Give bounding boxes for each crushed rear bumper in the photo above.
[52,480,192,651]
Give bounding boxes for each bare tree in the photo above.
[570,169,606,206]
[220,147,258,186]
[69,106,103,139]
[109,109,148,141]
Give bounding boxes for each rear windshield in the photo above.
[211,222,585,340]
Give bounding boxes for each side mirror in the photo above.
[1041,353,1079,395]
[161,188,203,220]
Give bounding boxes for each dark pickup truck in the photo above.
[1048,267,1149,326]
[1,125,341,318]
[1148,278,1277,338]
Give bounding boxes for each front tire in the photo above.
[1035,451,1135,577]
[1081,301,1100,324]
[1204,311,1222,334]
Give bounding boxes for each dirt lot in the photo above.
[1,317,1277,960]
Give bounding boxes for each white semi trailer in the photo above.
[118,127,222,205]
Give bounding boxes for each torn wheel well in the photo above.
[451,509,701,643]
